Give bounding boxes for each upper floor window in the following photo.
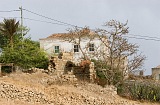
[55,46,59,53]
[89,43,94,51]
[74,45,79,52]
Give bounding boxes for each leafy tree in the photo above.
[0,33,8,49]
[0,19,19,48]
[0,18,48,70]
[0,38,49,69]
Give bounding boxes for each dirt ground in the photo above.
[0,72,159,105]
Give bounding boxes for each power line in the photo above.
[23,8,83,28]
[23,18,69,26]
[0,17,20,19]
[122,35,160,41]
[0,16,71,26]
[127,34,160,40]
[0,10,20,12]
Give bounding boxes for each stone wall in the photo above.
[48,52,74,76]
[50,52,96,82]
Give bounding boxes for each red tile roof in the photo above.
[40,31,98,40]
[40,33,70,40]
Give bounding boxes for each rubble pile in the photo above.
[47,72,78,86]
[0,82,52,104]
[45,83,136,105]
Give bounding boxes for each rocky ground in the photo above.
[0,71,159,105]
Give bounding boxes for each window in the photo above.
[89,43,94,51]
[74,45,79,52]
[54,46,59,53]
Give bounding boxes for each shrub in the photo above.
[92,59,124,86]
[117,80,160,102]
[0,38,49,69]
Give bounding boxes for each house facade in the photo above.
[39,32,129,80]
[39,33,108,63]
[39,32,105,81]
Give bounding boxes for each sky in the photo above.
[0,0,160,75]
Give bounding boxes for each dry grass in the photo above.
[0,71,49,90]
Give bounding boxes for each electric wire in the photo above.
[23,8,83,28]
[127,34,160,40]
[0,17,20,19]
[122,35,160,41]
[23,18,69,26]
[0,10,20,12]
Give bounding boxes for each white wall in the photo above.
[40,37,107,63]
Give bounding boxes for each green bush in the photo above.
[92,59,124,86]
[0,38,49,69]
[117,80,160,102]
[96,70,106,79]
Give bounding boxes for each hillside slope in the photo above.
[0,72,159,105]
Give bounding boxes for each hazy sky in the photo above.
[0,0,160,75]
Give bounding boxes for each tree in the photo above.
[0,18,48,70]
[0,33,8,49]
[0,38,49,69]
[0,19,19,48]
[62,20,145,85]
[95,20,146,85]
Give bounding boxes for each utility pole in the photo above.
[19,6,23,41]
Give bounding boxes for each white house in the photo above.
[39,32,108,63]
[40,32,129,78]
[152,65,160,80]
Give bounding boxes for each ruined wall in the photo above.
[50,53,96,82]
[53,52,73,76]
[73,62,95,82]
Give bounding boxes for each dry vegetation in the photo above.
[0,71,159,105]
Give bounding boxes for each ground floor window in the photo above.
[55,46,59,53]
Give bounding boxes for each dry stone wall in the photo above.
[54,53,73,75]
[51,53,96,82]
